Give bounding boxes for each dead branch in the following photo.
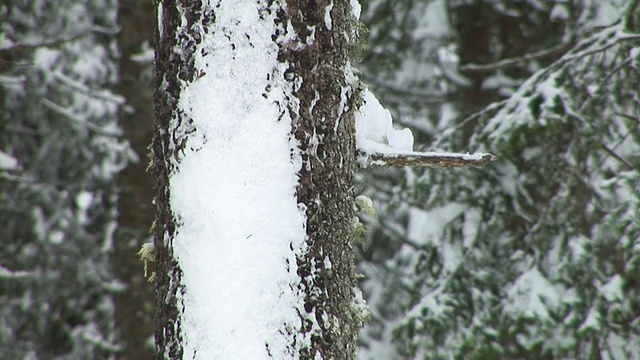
[361,152,497,168]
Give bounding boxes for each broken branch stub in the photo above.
[362,152,497,168]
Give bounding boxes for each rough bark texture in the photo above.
[365,152,496,168]
[115,1,156,358]
[151,1,203,358]
[283,1,362,358]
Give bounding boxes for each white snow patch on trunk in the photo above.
[324,2,333,30]
[157,2,163,39]
[350,0,361,20]
[169,2,306,358]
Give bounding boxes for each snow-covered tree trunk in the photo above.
[151,1,364,358]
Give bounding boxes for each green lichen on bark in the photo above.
[281,0,364,358]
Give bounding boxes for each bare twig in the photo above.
[432,99,507,148]
[42,98,121,136]
[460,42,572,73]
[0,26,118,53]
[361,152,497,168]
[614,112,640,125]
[600,143,635,170]
[359,73,453,105]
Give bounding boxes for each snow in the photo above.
[0,265,34,279]
[438,46,470,86]
[350,0,361,20]
[407,203,466,247]
[462,207,480,249]
[600,274,623,302]
[434,103,455,132]
[411,0,449,39]
[75,191,93,225]
[324,2,333,31]
[33,47,60,71]
[0,32,14,50]
[402,285,452,327]
[504,268,560,320]
[550,3,569,21]
[578,306,600,332]
[0,150,18,170]
[169,2,307,358]
[130,41,154,63]
[496,161,518,195]
[579,1,622,27]
[355,88,414,153]
[481,71,520,96]
[355,86,491,166]
[568,235,588,259]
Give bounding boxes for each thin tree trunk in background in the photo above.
[452,1,564,147]
[451,1,499,147]
[115,0,156,358]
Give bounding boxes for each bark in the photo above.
[284,0,362,358]
[151,1,195,358]
[365,152,496,168]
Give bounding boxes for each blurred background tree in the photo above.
[113,0,155,359]
[0,0,132,358]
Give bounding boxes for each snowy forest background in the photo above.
[1,0,639,359]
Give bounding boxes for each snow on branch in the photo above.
[355,88,496,168]
[363,151,496,168]
[0,265,35,279]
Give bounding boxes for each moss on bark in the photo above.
[283,1,363,358]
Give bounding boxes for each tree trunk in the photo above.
[151,1,363,358]
[114,0,156,359]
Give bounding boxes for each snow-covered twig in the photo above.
[0,27,118,52]
[360,151,496,168]
[42,98,121,136]
[0,265,35,279]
